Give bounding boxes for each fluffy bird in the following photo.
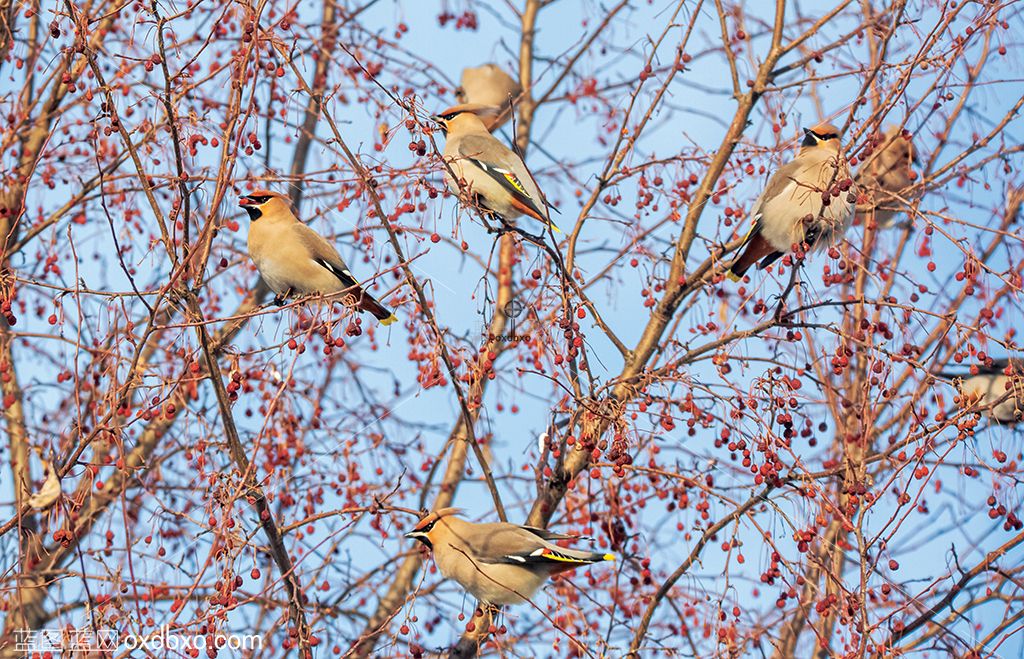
[27,455,61,510]
[405,508,614,605]
[241,190,397,325]
[728,123,855,281]
[951,358,1022,423]
[854,125,919,228]
[455,64,522,132]
[434,104,559,234]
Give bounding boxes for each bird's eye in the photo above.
[254,196,270,203]
[420,520,436,533]
[442,113,457,121]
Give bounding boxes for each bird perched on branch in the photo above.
[854,125,919,229]
[434,104,560,234]
[728,122,855,281]
[27,450,61,510]
[405,508,614,605]
[241,190,397,325]
[455,64,522,132]
[944,357,1022,424]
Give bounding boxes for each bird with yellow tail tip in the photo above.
[405,508,614,605]
[455,63,522,132]
[433,103,561,235]
[241,189,397,326]
[728,122,855,282]
[854,125,919,229]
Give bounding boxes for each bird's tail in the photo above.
[726,256,752,282]
[727,217,762,281]
[358,293,398,326]
[727,238,770,282]
[544,199,562,233]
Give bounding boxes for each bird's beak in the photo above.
[431,116,448,134]
[404,530,431,548]
[238,196,256,208]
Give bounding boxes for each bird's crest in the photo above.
[242,188,288,200]
[412,507,462,532]
[807,122,841,140]
[435,103,502,121]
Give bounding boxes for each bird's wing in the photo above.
[458,135,550,224]
[753,158,816,215]
[737,213,765,248]
[292,224,359,289]
[518,525,579,542]
[475,526,609,566]
[940,358,1016,378]
[489,546,609,567]
[975,358,1013,375]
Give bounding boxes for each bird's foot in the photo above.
[773,297,790,324]
[500,222,546,246]
[477,210,504,235]
[520,227,547,243]
[273,288,300,307]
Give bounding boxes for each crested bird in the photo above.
[434,103,559,234]
[854,125,919,229]
[405,508,614,605]
[241,190,397,325]
[946,358,1022,424]
[455,63,522,132]
[27,453,61,510]
[728,122,855,281]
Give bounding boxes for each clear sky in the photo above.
[1,0,1023,657]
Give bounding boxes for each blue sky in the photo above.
[2,0,1023,656]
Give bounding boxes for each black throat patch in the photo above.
[243,206,263,221]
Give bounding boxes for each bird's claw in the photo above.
[773,302,792,324]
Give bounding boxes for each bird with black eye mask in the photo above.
[405,508,614,606]
[239,194,273,220]
[433,103,560,235]
[727,121,855,281]
[240,189,397,325]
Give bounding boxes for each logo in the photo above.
[11,627,262,655]
[481,298,530,342]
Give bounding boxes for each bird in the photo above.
[728,122,855,281]
[946,358,1022,424]
[241,189,397,325]
[455,64,522,132]
[433,103,559,234]
[854,125,919,228]
[27,454,61,510]
[405,508,615,606]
